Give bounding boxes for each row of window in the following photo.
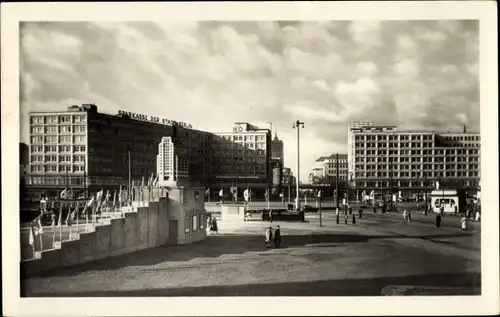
[355,156,479,164]
[356,171,479,178]
[355,148,479,156]
[215,142,267,150]
[30,125,87,134]
[30,164,86,173]
[30,114,87,125]
[220,135,266,142]
[354,180,480,188]
[355,163,480,170]
[355,134,479,142]
[30,145,86,153]
[31,135,86,144]
[30,155,86,163]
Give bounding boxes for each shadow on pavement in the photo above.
[23,272,481,297]
[26,231,479,278]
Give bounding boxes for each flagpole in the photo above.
[319,191,323,227]
[30,226,35,259]
[58,204,62,244]
[76,203,79,235]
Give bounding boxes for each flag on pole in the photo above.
[141,176,145,187]
[219,189,223,197]
[244,188,250,202]
[265,188,269,200]
[65,204,73,226]
[37,216,44,235]
[112,190,117,207]
[205,188,210,196]
[60,188,68,199]
[118,186,123,203]
[29,225,35,247]
[96,189,104,202]
[318,190,322,198]
[153,175,158,187]
[71,202,79,220]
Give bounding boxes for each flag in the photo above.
[57,204,63,227]
[265,188,269,198]
[112,190,117,207]
[104,190,111,202]
[369,190,375,199]
[318,190,322,198]
[149,173,154,187]
[60,188,68,199]
[118,186,122,203]
[219,189,223,197]
[87,195,95,207]
[96,189,104,201]
[37,216,44,235]
[71,202,79,220]
[205,188,210,196]
[153,175,158,187]
[141,176,144,187]
[244,188,250,202]
[29,225,35,246]
[65,205,72,226]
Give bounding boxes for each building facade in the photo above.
[26,104,212,200]
[25,105,274,205]
[156,137,189,186]
[271,133,284,167]
[212,122,272,198]
[348,122,481,196]
[312,154,349,182]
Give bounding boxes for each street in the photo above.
[21,210,481,296]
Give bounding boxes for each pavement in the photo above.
[21,210,481,297]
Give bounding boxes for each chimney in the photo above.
[463,124,467,133]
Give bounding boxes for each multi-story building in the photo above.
[26,104,212,200]
[348,122,481,197]
[212,122,272,198]
[25,104,274,204]
[271,133,284,167]
[347,122,374,179]
[156,137,189,186]
[312,154,349,182]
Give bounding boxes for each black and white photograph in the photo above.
[2,1,498,316]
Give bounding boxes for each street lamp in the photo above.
[293,120,305,210]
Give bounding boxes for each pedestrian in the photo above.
[268,209,273,223]
[344,213,348,224]
[461,216,467,231]
[211,217,218,235]
[435,213,442,228]
[273,225,281,248]
[359,207,363,219]
[265,226,273,248]
[352,214,356,225]
[373,206,376,213]
[403,209,407,222]
[475,210,480,222]
[349,207,352,215]
[407,209,412,222]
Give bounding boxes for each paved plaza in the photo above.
[21,211,481,297]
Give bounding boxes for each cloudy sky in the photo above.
[20,20,479,181]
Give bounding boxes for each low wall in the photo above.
[21,190,204,276]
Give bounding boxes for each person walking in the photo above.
[352,214,356,225]
[435,213,442,228]
[407,209,412,223]
[211,217,219,235]
[268,209,273,223]
[344,213,348,224]
[403,209,408,222]
[273,225,281,248]
[265,226,273,248]
[359,207,363,219]
[461,216,467,231]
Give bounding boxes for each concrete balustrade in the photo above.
[21,187,207,276]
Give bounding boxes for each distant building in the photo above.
[348,122,481,196]
[312,154,349,182]
[271,133,284,167]
[156,137,189,186]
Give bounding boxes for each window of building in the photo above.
[59,115,72,124]
[74,135,86,143]
[31,136,43,144]
[59,135,71,143]
[45,165,58,173]
[31,165,43,173]
[59,155,71,162]
[31,116,44,124]
[31,145,43,152]
[59,126,72,133]
[74,115,86,123]
[31,155,43,162]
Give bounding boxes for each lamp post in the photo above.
[293,120,305,211]
[424,171,428,215]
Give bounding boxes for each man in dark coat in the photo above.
[435,213,442,228]
[273,225,281,248]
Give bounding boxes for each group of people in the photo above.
[264,225,281,248]
[208,216,218,235]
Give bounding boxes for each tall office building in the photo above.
[311,154,349,182]
[212,122,272,197]
[156,137,189,186]
[347,122,374,180]
[271,133,284,167]
[26,104,212,200]
[348,122,481,197]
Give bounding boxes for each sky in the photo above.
[20,20,479,181]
